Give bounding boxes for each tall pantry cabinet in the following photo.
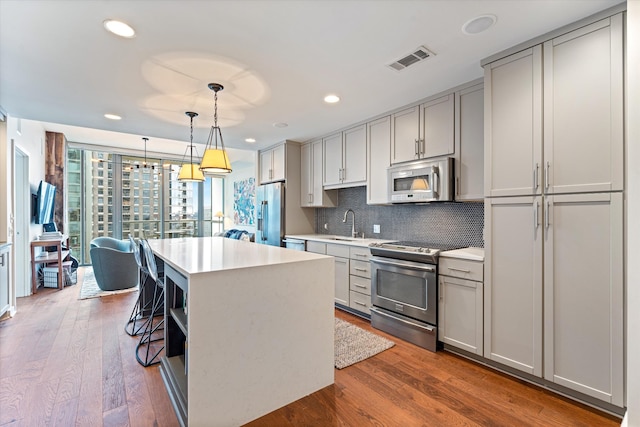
[484,13,624,407]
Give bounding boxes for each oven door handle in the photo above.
[370,307,435,332]
[370,257,435,273]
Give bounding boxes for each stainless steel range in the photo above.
[369,241,460,352]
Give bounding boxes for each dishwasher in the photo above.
[283,238,305,251]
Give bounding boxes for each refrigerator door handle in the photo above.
[261,201,268,241]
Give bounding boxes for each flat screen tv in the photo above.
[35,180,56,224]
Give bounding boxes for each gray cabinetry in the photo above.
[367,116,391,205]
[483,12,624,408]
[420,94,454,159]
[543,192,623,406]
[484,46,542,198]
[348,246,372,315]
[543,16,623,194]
[301,140,337,207]
[327,243,350,306]
[484,196,543,376]
[323,126,367,188]
[438,256,484,355]
[391,95,454,165]
[259,143,286,184]
[454,83,484,201]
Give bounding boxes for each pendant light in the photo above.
[178,112,205,182]
[200,83,232,174]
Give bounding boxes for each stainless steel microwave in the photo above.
[387,158,454,203]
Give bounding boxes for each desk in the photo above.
[30,235,69,293]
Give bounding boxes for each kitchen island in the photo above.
[147,237,335,427]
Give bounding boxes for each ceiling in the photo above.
[0,0,624,160]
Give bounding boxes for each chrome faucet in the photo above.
[342,209,357,238]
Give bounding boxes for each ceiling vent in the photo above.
[388,46,436,71]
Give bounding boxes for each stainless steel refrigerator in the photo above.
[256,182,285,246]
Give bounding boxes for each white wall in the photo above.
[626,1,640,426]
[223,160,257,234]
[0,120,8,243]
[6,118,47,243]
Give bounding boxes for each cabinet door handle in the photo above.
[534,201,539,230]
[335,259,348,264]
[545,200,550,229]
[414,139,420,158]
[440,283,444,302]
[420,139,425,156]
[354,301,367,307]
[448,267,470,273]
[0,253,4,267]
[354,284,367,289]
[533,163,539,190]
[354,267,367,272]
[545,161,550,192]
[456,177,460,196]
[354,253,368,258]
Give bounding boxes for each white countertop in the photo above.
[147,236,330,277]
[285,234,396,248]
[440,247,485,261]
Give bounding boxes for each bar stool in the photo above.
[136,238,164,367]
[125,235,150,336]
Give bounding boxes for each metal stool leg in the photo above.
[135,238,165,367]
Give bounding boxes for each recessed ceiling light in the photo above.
[462,14,496,35]
[104,113,122,120]
[324,94,340,104]
[103,19,136,38]
[273,122,288,128]
[245,138,256,143]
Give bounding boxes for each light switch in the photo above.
[373,224,380,234]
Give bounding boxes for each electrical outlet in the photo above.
[373,224,380,234]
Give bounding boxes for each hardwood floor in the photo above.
[0,269,620,426]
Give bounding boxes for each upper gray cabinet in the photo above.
[367,116,391,205]
[391,94,454,164]
[259,143,286,184]
[301,140,337,207]
[484,46,543,198]
[543,16,623,195]
[323,125,367,189]
[455,84,484,201]
[485,14,623,197]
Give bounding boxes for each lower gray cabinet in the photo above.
[438,257,483,355]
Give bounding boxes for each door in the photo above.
[13,143,29,297]
[484,196,543,376]
[543,192,623,405]
[342,124,367,184]
[543,15,623,195]
[420,94,454,158]
[484,46,542,197]
[323,133,342,186]
[391,105,420,164]
[367,116,391,204]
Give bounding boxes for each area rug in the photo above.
[334,318,395,369]
[78,266,138,300]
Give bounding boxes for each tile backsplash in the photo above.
[315,186,484,248]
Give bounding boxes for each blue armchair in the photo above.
[89,237,138,291]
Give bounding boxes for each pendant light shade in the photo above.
[200,83,232,174]
[178,112,205,182]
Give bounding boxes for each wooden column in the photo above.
[45,132,65,233]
